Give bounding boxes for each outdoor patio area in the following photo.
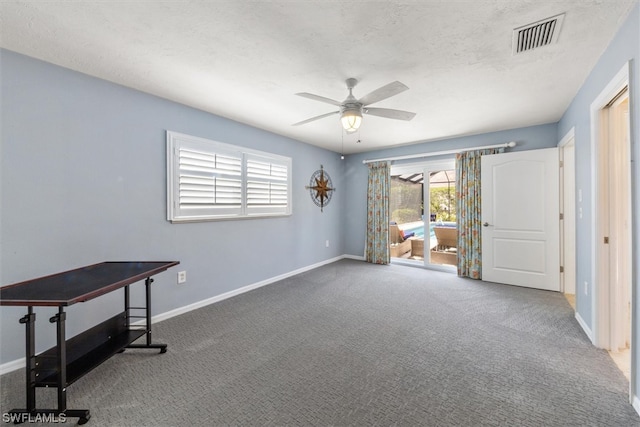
[390,221,457,266]
[389,167,458,266]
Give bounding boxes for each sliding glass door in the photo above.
[390,160,457,269]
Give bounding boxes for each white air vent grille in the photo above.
[513,13,565,54]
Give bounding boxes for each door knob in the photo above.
[483,222,491,227]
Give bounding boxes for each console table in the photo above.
[0,261,179,425]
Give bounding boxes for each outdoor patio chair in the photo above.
[389,223,413,257]
[434,226,457,252]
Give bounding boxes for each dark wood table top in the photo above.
[0,261,179,307]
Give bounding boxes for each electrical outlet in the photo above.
[326,240,330,248]
[178,271,187,284]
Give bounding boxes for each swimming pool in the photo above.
[401,221,456,244]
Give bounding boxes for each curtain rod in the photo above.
[361,141,517,164]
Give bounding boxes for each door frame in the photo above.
[390,159,456,271]
[558,128,576,295]
[589,61,633,398]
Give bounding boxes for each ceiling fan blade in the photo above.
[296,92,342,106]
[358,81,409,106]
[292,111,340,126]
[364,107,416,121]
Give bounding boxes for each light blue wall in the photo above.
[342,123,559,258]
[0,50,345,364]
[558,1,639,401]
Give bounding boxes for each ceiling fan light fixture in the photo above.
[341,108,362,133]
[293,78,414,132]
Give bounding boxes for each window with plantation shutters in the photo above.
[167,131,292,222]
[246,155,289,215]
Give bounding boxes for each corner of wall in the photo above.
[575,311,594,343]
[633,394,640,418]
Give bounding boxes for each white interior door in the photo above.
[481,148,560,291]
[607,90,631,352]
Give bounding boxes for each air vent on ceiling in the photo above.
[512,13,565,55]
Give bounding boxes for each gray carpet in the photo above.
[1,259,638,426]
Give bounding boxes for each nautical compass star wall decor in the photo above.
[306,165,335,212]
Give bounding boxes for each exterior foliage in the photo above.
[429,187,456,222]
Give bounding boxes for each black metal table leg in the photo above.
[49,307,91,425]
[8,308,90,425]
[51,307,67,413]
[5,308,38,424]
[124,284,131,329]
[20,307,36,412]
[125,277,167,353]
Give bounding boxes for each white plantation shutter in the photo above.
[246,155,289,215]
[178,147,242,215]
[167,131,292,222]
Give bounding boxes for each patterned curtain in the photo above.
[455,148,504,279]
[365,161,390,264]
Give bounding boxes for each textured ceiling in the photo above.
[0,1,635,154]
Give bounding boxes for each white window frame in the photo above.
[167,131,292,222]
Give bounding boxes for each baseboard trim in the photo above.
[0,358,25,376]
[633,394,640,417]
[575,311,594,343]
[0,255,353,375]
[151,255,347,324]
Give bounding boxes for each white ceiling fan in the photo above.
[293,78,416,133]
